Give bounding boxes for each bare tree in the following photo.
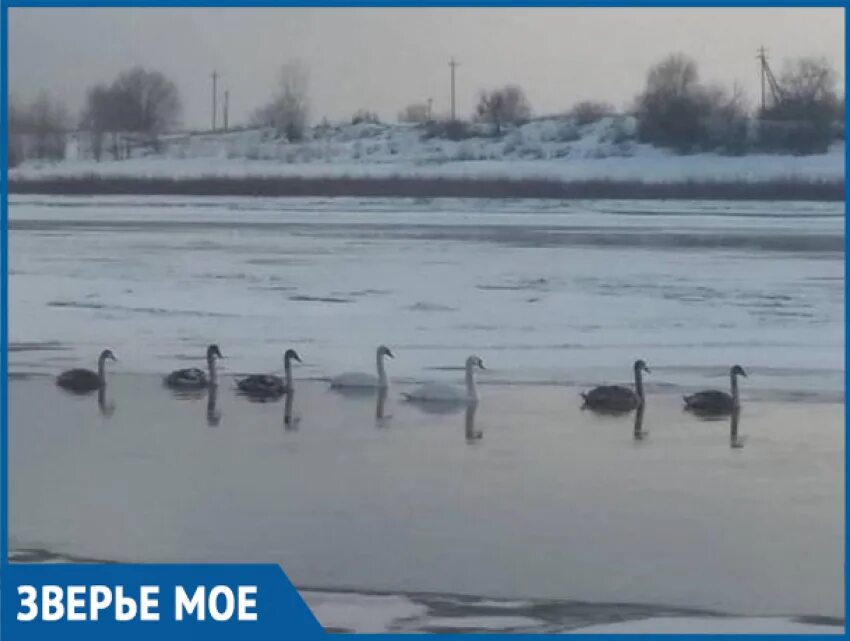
[252,62,310,141]
[701,83,750,154]
[110,67,181,137]
[81,84,120,160]
[760,56,841,153]
[351,109,380,125]
[10,92,69,161]
[645,53,699,99]
[569,100,614,126]
[8,97,26,166]
[636,53,709,152]
[779,56,838,105]
[81,68,180,160]
[475,85,531,136]
[398,102,430,124]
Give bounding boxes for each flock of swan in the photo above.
[56,343,747,416]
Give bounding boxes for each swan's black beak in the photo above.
[110,354,119,362]
[479,361,486,370]
[294,353,302,363]
[387,350,394,359]
[644,365,651,373]
[740,370,748,378]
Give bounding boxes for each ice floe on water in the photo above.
[8,195,843,402]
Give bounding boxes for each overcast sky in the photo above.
[9,7,844,129]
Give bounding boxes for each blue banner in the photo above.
[2,564,324,639]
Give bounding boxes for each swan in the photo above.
[57,349,117,393]
[684,365,747,416]
[165,344,223,390]
[237,349,302,399]
[403,355,485,404]
[582,359,649,412]
[330,345,393,390]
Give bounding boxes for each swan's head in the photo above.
[634,359,650,373]
[207,344,224,360]
[284,348,302,363]
[378,345,394,359]
[100,349,118,362]
[731,364,747,378]
[467,355,485,370]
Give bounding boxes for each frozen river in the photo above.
[7,195,845,399]
[7,195,845,632]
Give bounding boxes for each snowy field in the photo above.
[11,117,845,184]
[8,195,844,399]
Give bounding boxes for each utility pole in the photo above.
[211,70,219,131]
[223,90,230,132]
[756,46,783,114]
[449,57,460,121]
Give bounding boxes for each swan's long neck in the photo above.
[207,354,217,386]
[97,355,107,385]
[284,354,294,390]
[376,351,388,388]
[634,367,644,401]
[731,371,739,406]
[466,363,478,401]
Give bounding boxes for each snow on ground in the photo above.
[12,116,845,183]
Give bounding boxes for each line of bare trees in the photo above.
[9,66,181,166]
[7,51,843,168]
[636,53,842,154]
[82,67,181,160]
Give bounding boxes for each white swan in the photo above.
[403,355,485,404]
[330,345,394,389]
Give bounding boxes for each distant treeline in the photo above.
[8,175,843,201]
[7,51,845,168]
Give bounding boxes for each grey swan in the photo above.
[403,355,484,404]
[57,349,117,393]
[165,344,223,390]
[684,365,747,416]
[237,349,301,399]
[582,359,650,413]
[331,345,393,390]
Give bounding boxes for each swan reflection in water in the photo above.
[632,404,647,441]
[730,407,745,449]
[97,386,116,418]
[465,401,482,443]
[375,387,390,427]
[206,385,221,427]
[284,390,300,431]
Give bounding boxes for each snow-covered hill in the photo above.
[11,116,845,184]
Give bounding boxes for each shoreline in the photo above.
[6,548,845,634]
[8,174,844,201]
